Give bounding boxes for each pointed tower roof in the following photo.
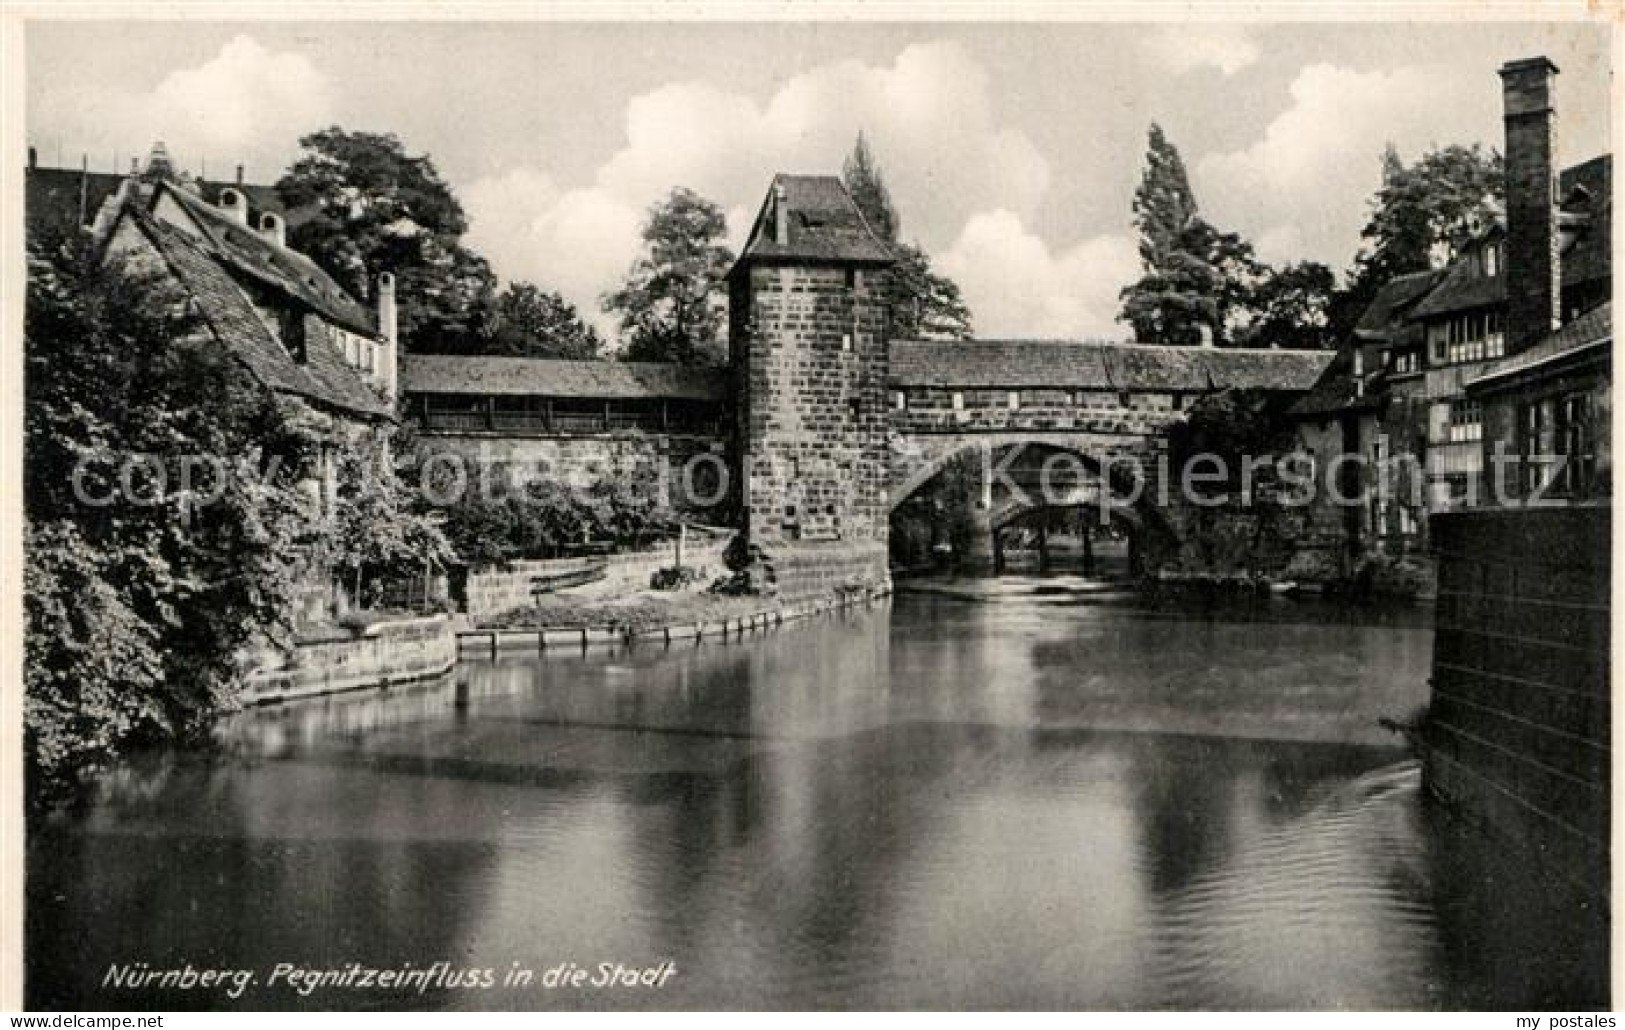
[735,173,895,269]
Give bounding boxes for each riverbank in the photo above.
[461,581,890,657]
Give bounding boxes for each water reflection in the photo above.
[26,582,1605,1009]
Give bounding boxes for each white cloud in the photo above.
[937,210,1138,340]
[1197,63,1490,269]
[65,35,335,178]
[1143,25,1261,77]
[461,41,1056,339]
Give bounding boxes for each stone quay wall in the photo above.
[1425,505,1610,909]
[765,539,893,601]
[462,538,732,623]
[240,614,456,705]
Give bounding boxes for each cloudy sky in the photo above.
[26,18,1611,340]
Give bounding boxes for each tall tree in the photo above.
[1120,124,1263,346]
[890,244,973,340]
[1132,124,1201,264]
[840,133,973,340]
[1334,142,1504,341]
[603,187,734,366]
[843,131,900,243]
[276,127,496,352]
[1240,261,1337,350]
[479,282,603,359]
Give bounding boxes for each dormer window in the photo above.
[277,308,308,363]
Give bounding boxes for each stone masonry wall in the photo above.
[240,614,456,704]
[410,431,730,521]
[462,539,731,622]
[1425,506,1609,911]
[737,263,890,546]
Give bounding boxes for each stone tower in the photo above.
[728,174,896,567]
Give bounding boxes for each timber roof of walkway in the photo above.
[886,339,1334,393]
[400,354,729,402]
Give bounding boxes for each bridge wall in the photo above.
[1425,506,1610,912]
[891,387,1186,436]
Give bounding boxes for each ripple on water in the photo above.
[1151,760,1444,1010]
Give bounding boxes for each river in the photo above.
[25,576,1607,1009]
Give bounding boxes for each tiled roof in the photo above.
[1354,269,1444,341]
[888,339,1332,393]
[735,174,895,266]
[130,209,391,420]
[1408,255,1505,320]
[1467,301,1611,392]
[157,183,378,338]
[400,354,729,401]
[191,179,312,228]
[1287,348,1386,417]
[26,166,303,239]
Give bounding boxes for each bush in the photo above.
[650,565,704,591]
[24,238,315,798]
[429,458,676,568]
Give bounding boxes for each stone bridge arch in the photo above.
[886,431,1179,572]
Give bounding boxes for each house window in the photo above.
[1555,392,1597,498]
[1007,391,1020,411]
[841,333,853,352]
[1439,311,1506,365]
[1447,400,1483,443]
[1172,394,1184,411]
[1485,244,1498,277]
[892,391,906,411]
[952,392,965,411]
[1518,400,1549,497]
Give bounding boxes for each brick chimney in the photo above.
[1500,56,1562,352]
[377,272,398,401]
[774,182,788,245]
